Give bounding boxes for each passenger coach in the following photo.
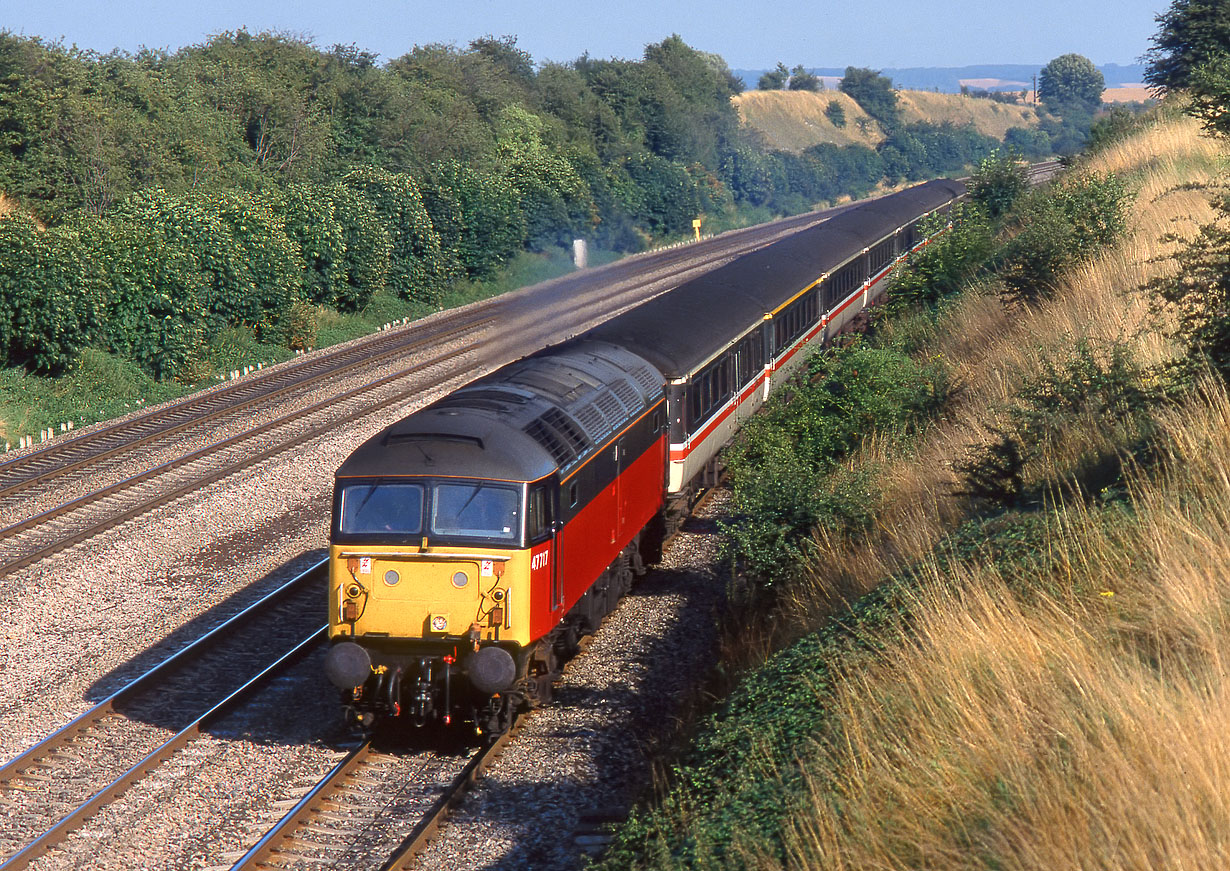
[585,179,963,516]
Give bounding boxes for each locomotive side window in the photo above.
[527,485,553,542]
[430,482,519,541]
[339,482,424,535]
[568,481,579,508]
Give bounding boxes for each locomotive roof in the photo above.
[336,341,664,483]
[585,179,965,377]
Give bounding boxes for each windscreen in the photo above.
[338,482,425,535]
[430,482,520,542]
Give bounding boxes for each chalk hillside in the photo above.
[733,88,1042,153]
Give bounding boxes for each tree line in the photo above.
[0,31,1042,380]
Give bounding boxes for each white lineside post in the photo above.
[572,238,588,269]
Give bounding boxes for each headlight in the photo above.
[451,570,469,588]
[384,569,400,586]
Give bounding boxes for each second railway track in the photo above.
[0,561,330,870]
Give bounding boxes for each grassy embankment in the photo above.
[599,112,1230,868]
[734,89,1042,153]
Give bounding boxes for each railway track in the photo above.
[0,561,329,870]
[232,729,512,871]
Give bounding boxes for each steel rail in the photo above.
[0,626,328,871]
[378,727,515,871]
[230,727,515,871]
[0,559,326,785]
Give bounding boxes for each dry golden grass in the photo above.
[742,111,1230,871]
[733,89,1046,155]
[783,115,1225,614]
[732,90,883,152]
[774,384,1230,871]
[898,90,1042,140]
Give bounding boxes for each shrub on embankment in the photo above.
[597,111,1230,870]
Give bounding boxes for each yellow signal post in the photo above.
[692,217,702,241]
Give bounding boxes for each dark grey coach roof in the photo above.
[336,341,664,483]
[584,178,965,377]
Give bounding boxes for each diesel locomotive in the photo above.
[323,178,965,735]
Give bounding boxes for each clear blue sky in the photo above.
[5,0,1166,70]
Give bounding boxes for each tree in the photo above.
[1186,53,1230,136]
[1145,0,1230,92]
[1038,53,1105,116]
[788,65,821,92]
[825,99,846,128]
[839,67,900,128]
[758,63,789,90]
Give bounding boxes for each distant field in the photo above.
[733,89,1042,153]
[1104,86,1154,103]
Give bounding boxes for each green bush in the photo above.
[998,171,1130,303]
[1148,192,1230,382]
[626,152,701,236]
[0,215,101,374]
[57,215,208,380]
[121,189,302,340]
[420,162,526,278]
[722,344,949,589]
[271,183,348,308]
[968,148,1029,220]
[884,203,994,314]
[957,338,1162,509]
[326,182,392,311]
[342,165,458,305]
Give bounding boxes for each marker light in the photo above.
[384,569,400,586]
[430,614,448,633]
[452,571,469,588]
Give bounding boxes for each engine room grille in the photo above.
[524,407,590,467]
[629,364,661,397]
[609,379,641,412]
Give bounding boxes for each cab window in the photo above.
[339,482,424,535]
[430,482,520,542]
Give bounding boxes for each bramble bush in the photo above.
[955,338,1163,509]
[120,189,302,339]
[1148,191,1230,383]
[420,161,526,279]
[998,171,1131,303]
[272,183,348,309]
[0,214,100,374]
[722,344,949,589]
[57,215,208,380]
[326,181,393,311]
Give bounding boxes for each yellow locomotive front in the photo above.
[325,474,546,734]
